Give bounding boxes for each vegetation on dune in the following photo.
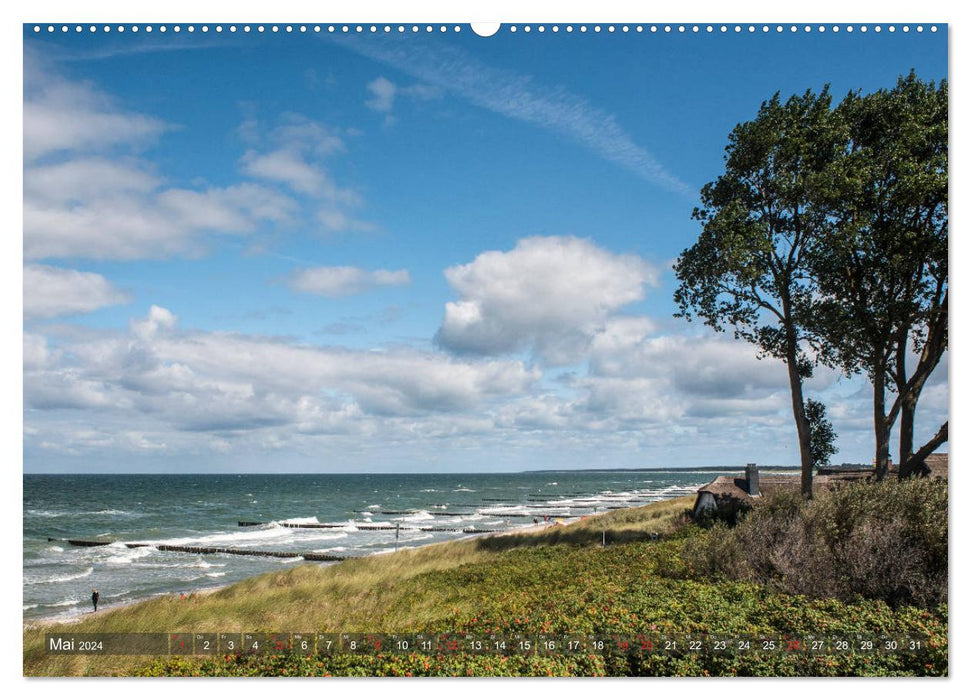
[683,479,948,610]
[23,489,947,677]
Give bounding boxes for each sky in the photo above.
[21,22,948,473]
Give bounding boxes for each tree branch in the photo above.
[899,421,948,478]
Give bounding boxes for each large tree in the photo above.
[809,73,948,479]
[674,89,845,498]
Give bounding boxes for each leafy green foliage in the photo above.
[674,88,841,363]
[805,398,838,469]
[811,72,947,380]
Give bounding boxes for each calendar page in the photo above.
[20,7,949,681]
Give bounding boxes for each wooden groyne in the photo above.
[48,538,347,561]
[48,538,113,547]
[152,544,346,561]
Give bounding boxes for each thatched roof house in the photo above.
[692,454,948,522]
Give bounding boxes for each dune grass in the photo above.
[24,496,693,676]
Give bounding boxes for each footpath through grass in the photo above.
[23,495,947,677]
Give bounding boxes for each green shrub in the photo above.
[682,479,947,609]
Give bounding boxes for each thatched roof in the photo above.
[925,453,948,480]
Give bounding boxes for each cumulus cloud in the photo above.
[25,157,160,203]
[24,333,58,370]
[24,304,935,464]
[436,236,659,365]
[23,58,298,261]
[25,176,297,260]
[24,264,131,320]
[240,149,331,196]
[486,324,826,436]
[590,333,794,394]
[238,114,373,233]
[583,327,816,423]
[131,304,178,339]
[288,266,411,297]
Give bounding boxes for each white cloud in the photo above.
[25,178,297,260]
[288,266,411,297]
[24,264,131,320]
[240,148,359,205]
[437,236,659,364]
[589,317,658,356]
[131,305,178,339]
[23,62,376,265]
[590,333,792,393]
[366,77,397,112]
[238,115,372,232]
[23,305,942,465]
[271,114,346,157]
[365,76,442,118]
[24,157,160,203]
[23,52,168,162]
[241,150,330,196]
[24,333,58,370]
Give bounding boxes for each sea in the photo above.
[23,471,725,623]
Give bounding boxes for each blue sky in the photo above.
[22,23,948,472]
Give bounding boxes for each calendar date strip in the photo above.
[45,632,932,656]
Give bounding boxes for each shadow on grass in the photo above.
[471,527,666,552]
[471,504,695,553]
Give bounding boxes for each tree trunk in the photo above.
[893,295,946,469]
[873,370,891,480]
[893,326,915,466]
[898,393,916,466]
[783,333,814,499]
[899,421,948,479]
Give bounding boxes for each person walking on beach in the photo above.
[91,589,99,612]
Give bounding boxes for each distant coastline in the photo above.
[525,464,873,474]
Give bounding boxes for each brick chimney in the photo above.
[745,463,760,496]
